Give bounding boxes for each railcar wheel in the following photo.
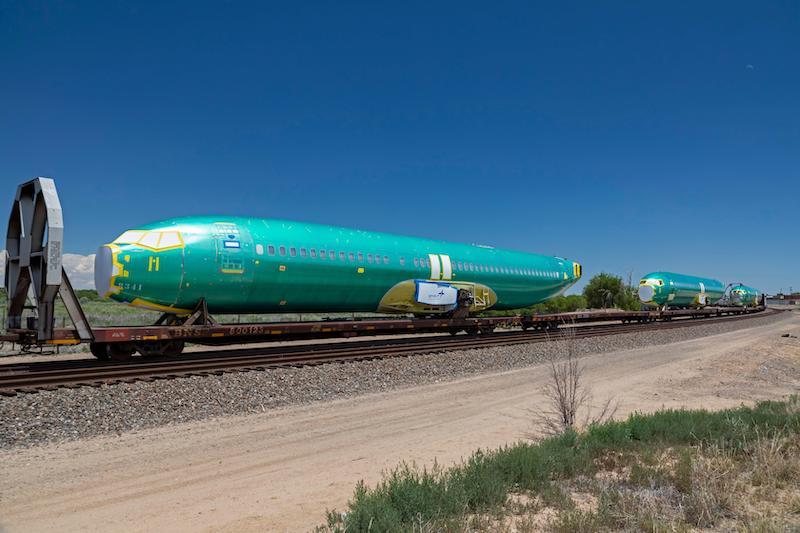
[161,340,185,357]
[136,340,184,357]
[135,342,162,357]
[90,342,111,361]
[108,343,135,361]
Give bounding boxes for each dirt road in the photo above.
[1,313,798,532]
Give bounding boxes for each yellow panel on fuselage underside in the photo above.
[377,279,497,314]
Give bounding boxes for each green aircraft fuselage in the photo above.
[638,271,726,308]
[95,216,582,315]
[729,284,760,306]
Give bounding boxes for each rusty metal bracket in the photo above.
[154,298,218,327]
[182,298,218,326]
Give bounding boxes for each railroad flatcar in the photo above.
[728,284,760,307]
[638,271,725,308]
[95,217,582,317]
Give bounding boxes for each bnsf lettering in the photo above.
[171,327,270,338]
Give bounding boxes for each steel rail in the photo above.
[0,309,779,395]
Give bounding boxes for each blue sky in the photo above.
[1,1,798,293]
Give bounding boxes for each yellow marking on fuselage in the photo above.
[129,298,192,315]
[104,244,125,297]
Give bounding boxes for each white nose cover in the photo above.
[638,284,655,302]
[94,245,115,297]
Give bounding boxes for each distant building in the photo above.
[766,293,800,307]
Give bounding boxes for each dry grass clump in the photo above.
[543,432,800,532]
[321,397,800,532]
[532,328,617,437]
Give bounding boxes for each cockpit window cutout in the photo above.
[114,230,146,244]
[115,230,184,251]
[158,232,182,248]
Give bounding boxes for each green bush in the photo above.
[75,289,101,302]
[582,273,640,310]
[324,397,800,532]
[480,294,588,317]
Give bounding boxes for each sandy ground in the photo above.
[1,312,798,532]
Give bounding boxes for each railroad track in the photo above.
[0,309,779,396]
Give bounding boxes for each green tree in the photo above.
[583,273,640,310]
[480,294,588,316]
[75,289,101,302]
[540,294,587,314]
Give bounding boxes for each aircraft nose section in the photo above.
[94,245,116,298]
[638,284,655,303]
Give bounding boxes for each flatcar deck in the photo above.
[4,305,766,351]
[0,307,778,396]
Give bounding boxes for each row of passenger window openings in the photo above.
[254,244,561,278]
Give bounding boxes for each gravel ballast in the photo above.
[0,312,788,448]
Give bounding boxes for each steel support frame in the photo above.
[4,177,92,341]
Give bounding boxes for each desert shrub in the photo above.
[323,398,800,532]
